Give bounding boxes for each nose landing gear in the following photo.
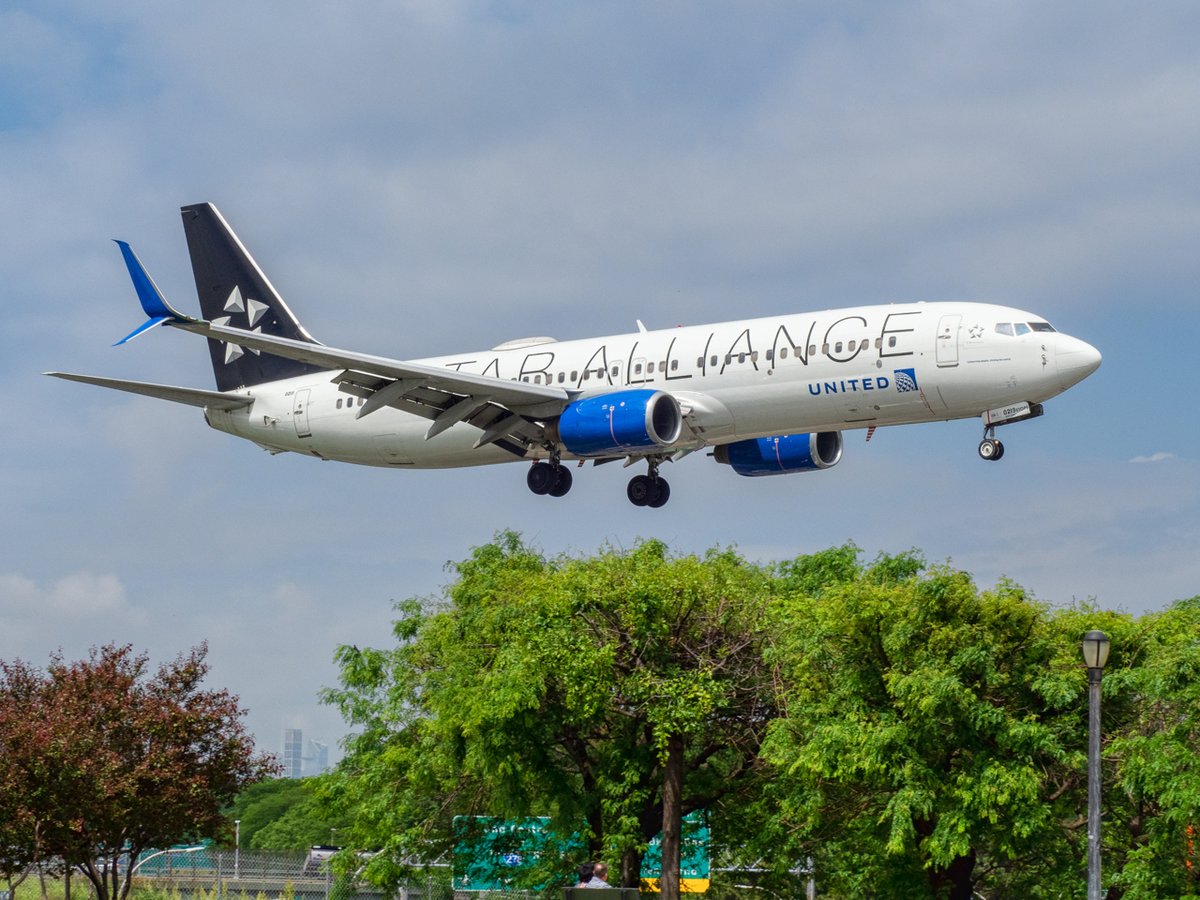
[978,426,1005,461]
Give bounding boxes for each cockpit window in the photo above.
[1029,321,1056,332]
[995,323,1014,336]
[1014,322,1031,335]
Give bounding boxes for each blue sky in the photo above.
[3,1,1199,763]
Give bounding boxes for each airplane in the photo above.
[48,203,1102,508]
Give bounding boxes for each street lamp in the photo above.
[1082,629,1110,900]
[234,819,241,880]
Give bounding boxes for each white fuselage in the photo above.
[203,301,1098,468]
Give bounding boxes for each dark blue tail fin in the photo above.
[180,203,326,391]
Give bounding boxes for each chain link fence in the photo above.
[127,849,545,900]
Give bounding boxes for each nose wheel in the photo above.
[978,427,1004,461]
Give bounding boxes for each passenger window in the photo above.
[659,361,666,371]
[725,354,732,365]
[647,362,655,374]
[634,364,642,375]
[336,398,343,409]
[889,336,897,348]
[809,345,817,356]
[711,355,719,367]
[780,347,788,359]
[697,356,705,368]
[558,372,565,383]
[751,351,759,363]
[611,365,619,376]
[766,349,774,361]
[571,370,578,380]
[1015,323,1031,335]
[822,343,829,354]
[670,360,678,371]
[738,352,746,364]
[875,338,882,349]
[834,342,843,353]
[996,323,1014,336]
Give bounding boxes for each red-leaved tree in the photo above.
[0,644,276,900]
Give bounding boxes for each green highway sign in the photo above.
[452,813,709,893]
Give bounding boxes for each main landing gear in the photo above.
[527,460,573,497]
[525,457,671,508]
[627,460,670,508]
[978,426,1005,461]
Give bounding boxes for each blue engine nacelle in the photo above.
[713,431,843,477]
[554,389,683,457]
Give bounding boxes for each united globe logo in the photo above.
[894,368,919,392]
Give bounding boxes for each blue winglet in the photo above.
[113,240,193,345]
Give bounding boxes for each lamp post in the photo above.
[1082,630,1110,900]
[234,819,241,880]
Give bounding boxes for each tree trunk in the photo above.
[928,850,975,900]
[619,846,643,890]
[659,732,685,900]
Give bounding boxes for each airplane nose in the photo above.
[1055,335,1102,390]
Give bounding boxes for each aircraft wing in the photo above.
[176,322,569,412]
[170,321,573,453]
[45,372,255,410]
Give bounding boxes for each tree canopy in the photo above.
[0,644,276,900]
[323,533,777,897]
[320,535,1200,900]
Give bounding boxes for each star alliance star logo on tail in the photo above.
[894,368,919,392]
[211,286,267,364]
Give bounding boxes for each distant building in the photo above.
[305,739,330,777]
[283,728,303,779]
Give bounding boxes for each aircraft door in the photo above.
[935,315,961,367]
[293,389,312,438]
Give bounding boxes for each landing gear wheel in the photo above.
[527,462,556,495]
[628,474,670,507]
[627,474,653,506]
[647,478,670,508]
[978,438,1003,461]
[548,465,573,497]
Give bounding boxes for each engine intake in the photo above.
[555,390,682,457]
[714,431,843,477]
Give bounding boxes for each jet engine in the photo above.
[554,389,682,456]
[713,431,843,477]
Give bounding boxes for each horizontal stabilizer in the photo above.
[44,372,253,410]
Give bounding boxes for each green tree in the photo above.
[227,778,345,851]
[0,644,276,900]
[323,533,778,899]
[1073,597,1200,899]
[761,552,1085,899]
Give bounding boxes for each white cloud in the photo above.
[1130,452,1177,464]
[0,570,135,619]
[0,571,146,663]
